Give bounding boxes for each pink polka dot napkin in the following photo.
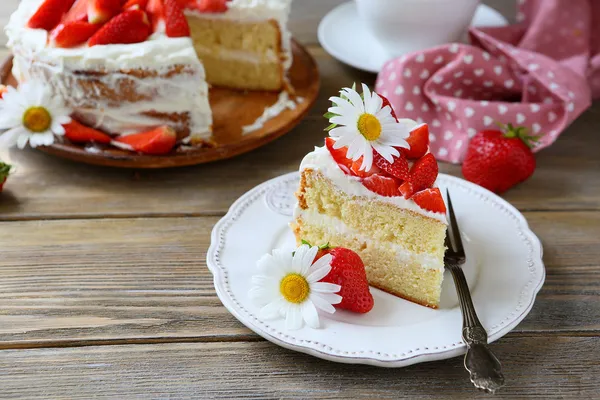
[375,0,597,163]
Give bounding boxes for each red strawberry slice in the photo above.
[398,153,439,198]
[362,174,400,197]
[146,0,165,31]
[28,0,77,30]
[51,21,101,48]
[64,120,112,143]
[88,9,150,46]
[318,247,374,314]
[373,151,409,181]
[164,0,190,37]
[63,0,89,23]
[402,123,429,160]
[412,188,446,214]
[197,0,228,13]
[376,92,398,122]
[123,0,148,10]
[114,125,177,155]
[88,0,122,24]
[349,157,381,178]
[325,137,354,175]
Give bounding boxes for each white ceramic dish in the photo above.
[207,172,545,367]
[318,2,509,73]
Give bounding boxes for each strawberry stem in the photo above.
[497,122,540,149]
[0,162,11,178]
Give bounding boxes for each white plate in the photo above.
[207,172,545,367]
[318,2,509,73]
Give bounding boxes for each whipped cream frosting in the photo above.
[6,0,212,138]
[295,208,444,270]
[242,91,301,134]
[299,146,448,224]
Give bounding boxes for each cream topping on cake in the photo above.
[6,0,212,138]
[299,146,448,224]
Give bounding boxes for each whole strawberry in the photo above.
[316,245,374,314]
[0,162,12,193]
[462,123,537,194]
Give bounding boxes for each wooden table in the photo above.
[1,1,599,398]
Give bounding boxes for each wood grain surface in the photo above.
[0,0,598,398]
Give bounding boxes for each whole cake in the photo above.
[5,0,293,145]
[292,84,448,308]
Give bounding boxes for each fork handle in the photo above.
[447,262,487,344]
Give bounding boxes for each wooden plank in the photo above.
[0,337,597,399]
[0,213,598,347]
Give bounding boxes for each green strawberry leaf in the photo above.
[0,162,11,179]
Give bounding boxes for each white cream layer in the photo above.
[242,91,301,134]
[185,0,293,69]
[295,208,444,271]
[300,146,448,224]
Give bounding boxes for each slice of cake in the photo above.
[4,0,293,146]
[291,84,448,308]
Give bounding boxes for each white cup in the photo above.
[355,0,480,57]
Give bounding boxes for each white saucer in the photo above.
[318,2,509,73]
[207,172,545,368]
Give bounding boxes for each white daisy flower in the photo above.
[249,244,342,330]
[0,81,72,149]
[327,83,412,171]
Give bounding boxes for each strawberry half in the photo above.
[51,21,101,48]
[63,0,89,23]
[402,123,429,160]
[325,137,353,175]
[123,0,148,10]
[114,125,177,155]
[373,151,409,181]
[197,0,228,13]
[164,0,190,37]
[398,153,439,198]
[146,0,165,32]
[88,9,151,46]
[64,120,112,143]
[28,0,77,31]
[88,0,122,24]
[318,247,374,314]
[377,92,398,121]
[0,162,11,193]
[362,174,400,197]
[412,188,446,214]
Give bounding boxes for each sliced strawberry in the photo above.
[362,174,400,197]
[146,0,165,31]
[325,137,354,174]
[197,0,228,13]
[64,120,112,143]
[88,9,151,46]
[51,21,101,48]
[376,93,398,122]
[402,123,430,160]
[412,188,446,214]
[114,126,177,155]
[28,0,77,30]
[88,0,122,24]
[164,0,190,37]
[373,151,409,181]
[399,153,439,198]
[349,159,381,178]
[123,0,148,10]
[63,0,89,23]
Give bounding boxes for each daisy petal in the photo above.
[310,293,339,313]
[301,301,320,329]
[316,292,343,305]
[16,131,30,149]
[285,304,304,330]
[0,127,22,148]
[259,298,286,320]
[307,253,332,277]
[311,281,341,294]
[306,264,331,284]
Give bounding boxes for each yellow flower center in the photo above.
[280,273,310,304]
[357,113,382,141]
[23,107,52,133]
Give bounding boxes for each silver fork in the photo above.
[445,190,505,393]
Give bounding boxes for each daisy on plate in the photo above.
[0,81,71,149]
[249,244,342,330]
[327,83,412,171]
